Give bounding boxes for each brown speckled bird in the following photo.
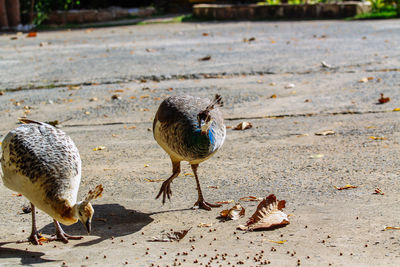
[153,95,226,210]
[1,119,103,244]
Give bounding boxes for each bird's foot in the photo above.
[192,200,222,211]
[156,180,172,204]
[26,232,44,245]
[50,231,83,244]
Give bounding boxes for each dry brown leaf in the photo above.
[393,108,400,112]
[67,85,80,90]
[335,184,357,190]
[374,188,384,195]
[378,93,390,104]
[359,77,368,83]
[140,95,150,99]
[197,223,212,228]
[270,94,277,99]
[240,196,261,202]
[114,89,124,93]
[111,94,121,100]
[369,136,387,140]
[234,122,253,130]
[26,32,37,38]
[148,228,190,242]
[93,146,106,151]
[22,206,32,213]
[220,204,245,220]
[238,194,289,231]
[384,226,400,231]
[268,240,287,244]
[144,178,163,182]
[12,193,22,197]
[199,55,211,61]
[202,33,209,36]
[215,200,234,205]
[146,48,156,52]
[315,130,335,136]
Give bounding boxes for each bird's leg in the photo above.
[156,159,180,204]
[48,220,83,243]
[191,164,222,211]
[28,203,43,245]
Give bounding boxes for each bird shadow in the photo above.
[0,242,56,265]
[39,203,154,247]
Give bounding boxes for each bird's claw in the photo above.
[156,180,172,204]
[192,200,222,211]
[50,232,83,243]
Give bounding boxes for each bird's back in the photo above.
[1,121,81,209]
[153,95,225,163]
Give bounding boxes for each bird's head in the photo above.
[197,94,224,135]
[197,110,212,135]
[76,184,103,234]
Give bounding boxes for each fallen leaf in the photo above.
[378,93,390,104]
[208,185,219,189]
[85,28,93,33]
[144,164,149,168]
[22,206,32,213]
[184,172,194,176]
[215,200,234,204]
[93,146,106,151]
[140,95,150,99]
[359,77,368,83]
[146,48,156,52]
[240,196,261,202]
[285,83,295,89]
[0,91,4,95]
[374,188,384,195]
[144,178,163,182]
[199,55,211,61]
[67,85,80,90]
[270,94,277,99]
[321,61,332,68]
[148,228,190,242]
[268,240,287,244]
[26,32,37,38]
[89,97,98,102]
[384,226,400,231]
[269,82,276,86]
[309,154,324,159]
[111,94,121,100]
[238,194,289,231]
[129,96,137,99]
[197,223,212,228]
[114,89,124,93]
[369,136,387,140]
[12,193,22,197]
[234,122,253,130]
[315,130,335,136]
[335,184,357,190]
[393,108,400,112]
[220,204,245,220]
[202,33,209,36]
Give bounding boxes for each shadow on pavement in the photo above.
[39,203,154,247]
[0,242,56,265]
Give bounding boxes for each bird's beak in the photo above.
[85,220,91,234]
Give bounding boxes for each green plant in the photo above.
[368,0,385,12]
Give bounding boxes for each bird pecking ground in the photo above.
[0,20,400,266]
